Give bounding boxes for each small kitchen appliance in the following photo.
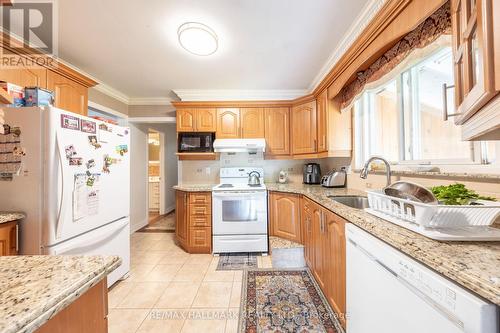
[248,171,261,186]
[212,167,268,253]
[321,167,347,188]
[178,132,215,153]
[303,163,321,184]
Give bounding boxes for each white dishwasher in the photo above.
[346,224,499,333]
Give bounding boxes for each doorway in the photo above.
[148,130,163,223]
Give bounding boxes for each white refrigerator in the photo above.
[0,106,130,287]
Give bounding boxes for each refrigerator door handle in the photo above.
[55,136,65,238]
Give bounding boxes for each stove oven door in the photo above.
[212,191,268,235]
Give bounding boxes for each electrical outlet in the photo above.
[205,167,211,175]
[196,168,202,173]
[287,167,294,172]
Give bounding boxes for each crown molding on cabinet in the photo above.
[172,89,308,102]
[308,0,387,93]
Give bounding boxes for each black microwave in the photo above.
[178,132,215,153]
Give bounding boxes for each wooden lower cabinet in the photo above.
[175,191,212,253]
[301,196,346,328]
[36,278,108,333]
[0,221,18,256]
[269,192,301,243]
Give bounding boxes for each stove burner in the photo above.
[219,184,234,188]
[248,184,262,187]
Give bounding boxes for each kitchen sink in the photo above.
[329,195,370,209]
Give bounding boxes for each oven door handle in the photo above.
[212,191,266,197]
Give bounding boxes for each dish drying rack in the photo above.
[365,190,500,241]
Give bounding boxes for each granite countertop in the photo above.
[352,169,500,181]
[174,184,215,192]
[175,182,500,305]
[0,255,121,333]
[0,212,25,225]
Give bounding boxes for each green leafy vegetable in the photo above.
[430,183,497,205]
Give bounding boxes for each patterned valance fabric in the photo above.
[338,1,451,109]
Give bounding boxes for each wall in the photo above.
[129,122,177,232]
[128,105,176,117]
[88,88,129,115]
[178,154,350,184]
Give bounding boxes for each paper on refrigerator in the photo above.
[73,173,100,221]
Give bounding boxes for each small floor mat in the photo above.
[216,253,258,271]
[239,269,342,333]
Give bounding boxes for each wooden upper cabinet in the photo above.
[47,70,88,116]
[241,108,265,138]
[177,109,196,132]
[316,90,328,153]
[269,192,301,243]
[0,66,47,89]
[217,108,240,138]
[292,101,317,154]
[452,0,499,124]
[196,108,217,132]
[264,107,290,156]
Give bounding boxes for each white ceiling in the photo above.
[58,0,370,101]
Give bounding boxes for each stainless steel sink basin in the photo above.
[329,195,369,209]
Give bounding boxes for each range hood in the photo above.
[213,138,266,153]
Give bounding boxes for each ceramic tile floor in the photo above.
[108,232,272,333]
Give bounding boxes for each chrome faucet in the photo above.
[360,156,391,187]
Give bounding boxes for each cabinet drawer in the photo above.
[189,227,211,252]
[189,204,211,216]
[190,215,211,227]
[189,193,211,204]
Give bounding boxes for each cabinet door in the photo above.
[196,108,217,132]
[47,71,88,115]
[325,212,346,327]
[188,227,212,253]
[452,0,499,124]
[177,109,196,132]
[269,192,301,243]
[0,66,47,89]
[311,204,326,290]
[217,108,240,138]
[316,90,328,153]
[301,198,314,268]
[292,101,317,154]
[241,108,265,138]
[0,221,17,256]
[175,191,188,248]
[264,107,290,155]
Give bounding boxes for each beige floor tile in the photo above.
[203,269,235,282]
[229,281,242,308]
[172,264,209,282]
[180,309,227,333]
[118,282,169,308]
[108,281,135,309]
[127,264,156,282]
[143,264,183,282]
[160,253,190,265]
[184,254,213,266]
[225,309,240,333]
[131,252,166,265]
[233,270,243,282]
[154,281,201,308]
[192,282,232,308]
[137,309,185,333]
[108,308,149,333]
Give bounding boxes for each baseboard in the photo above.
[130,218,148,234]
[164,205,175,214]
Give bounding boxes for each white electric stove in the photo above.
[212,167,268,253]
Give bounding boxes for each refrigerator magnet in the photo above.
[69,157,83,166]
[86,159,95,169]
[88,135,101,149]
[115,144,128,156]
[11,127,21,137]
[65,145,77,159]
[61,114,80,131]
[12,146,26,156]
[80,120,96,134]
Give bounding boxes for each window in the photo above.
[354,46,495,168]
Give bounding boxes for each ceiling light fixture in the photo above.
[177,22,218,56]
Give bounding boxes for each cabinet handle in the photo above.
[314,139,317,151]
[323,135,326,149]
[15,224,19,252]
[442,83,460,121]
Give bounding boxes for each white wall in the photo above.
[129,122,177,232]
